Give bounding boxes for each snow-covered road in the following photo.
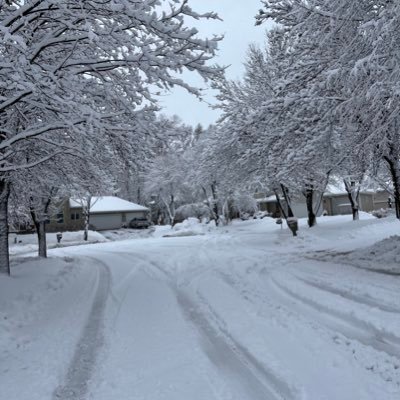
[2,216,400,399]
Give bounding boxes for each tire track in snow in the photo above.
[218,268,400,387]
[306,251,400,276]
[268,274,400,359]
[176,289,294,400]
[53,261,110,400]
[295,275,400,314]
[128,246,293,400]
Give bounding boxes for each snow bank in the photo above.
[162,218,215,238]
[337,235,400,274]
[101,227,154,241]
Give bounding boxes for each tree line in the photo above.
[212,0,400,232]
[145,1,400,236]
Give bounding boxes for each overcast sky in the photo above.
[157,0,270,128]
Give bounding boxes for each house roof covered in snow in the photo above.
[323,183,377,197]
[256,195,278,203]
[70,196,149,213]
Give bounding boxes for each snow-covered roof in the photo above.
[324,178,385,196]
[325,183,346,195]
[256,195,278,203]
[70,196,149,213]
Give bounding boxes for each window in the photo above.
[71,212,80,220]
[56,212,64,224]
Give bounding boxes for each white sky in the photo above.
[157,0,270,127]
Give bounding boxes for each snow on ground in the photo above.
[101,227,155,241]
[1,214,400,400]
[325,235,400,274]
[162,217,216,237]
[9,230,108,256]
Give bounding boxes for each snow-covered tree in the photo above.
[0,0,222,274]
[257,0,400,222]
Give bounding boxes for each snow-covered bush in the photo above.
[173,203,212,225]
[232,194,259,218]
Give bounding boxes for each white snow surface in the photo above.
[9,230,107,256]
[329,235,400,274]
[163,217,216,237]
[1,214,400,400]
[69,196,149,213]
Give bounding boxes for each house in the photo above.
[255,193,324,218]
[255,193,281,216]
[255,186,393,218]
[322,192,374,216]
[46,196,150,232]
[372,189,394,210]
[322,185,393,216]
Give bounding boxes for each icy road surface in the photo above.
[1,216,400,399]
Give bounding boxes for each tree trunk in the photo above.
[30,193,54,257]
[280,184,295,217]
[0,179,10,275]
[305,187,317,227]
[30,213,48,258]
[384,156,400,220]
[202,185,220,224]
[210,181,219,226]
[160,195,174,225]
[274,188,287,219]
[344,179,360,221]
[275,186,298,237]
[169,194,176,225]
[37,221,47,258]
[83,196,91,241]
[83,211,90,241]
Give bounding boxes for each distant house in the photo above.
[255,193,324,218]
[255,193,281,216]
[322,185,393,216]
[46,196,150,232]
[322,192,373,216]
[255,187,393,218]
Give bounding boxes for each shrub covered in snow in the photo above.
[173,203,212,225]
[232,194,259,218]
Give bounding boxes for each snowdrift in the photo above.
[162,218,215,238]
[337,235,400,274]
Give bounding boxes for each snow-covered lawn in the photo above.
[9,230,108,256]
[1,215,400,399]
[9,221,216,258]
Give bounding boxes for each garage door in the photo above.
[126,211,146,221]
[90,214,122,230]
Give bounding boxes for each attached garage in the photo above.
[89,214,123,231]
